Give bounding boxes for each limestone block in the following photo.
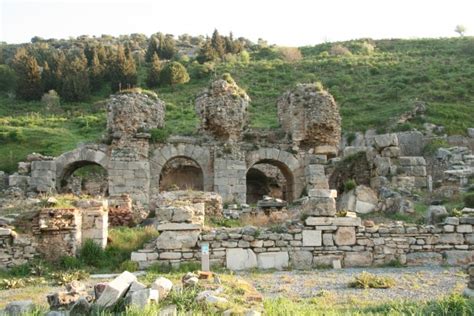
[457,225,473,233]
[343,251,373,267]
[313,255,343,267]
[322,233,334,246]
[396,131,424,156]
[443,250,474,266]
[156,223,202,231]
[290,251,312,270]
[125,289,158,309]
[406,252,442,266]
[374,133,398,149]
[302,230,322,247]
[373,156,391,176]
[151,277,173,300]
[468,128,474,138]
[226,248,257,270]
[131,252,147,262]
[257,252,289,270]
[439,233,464,244]
[95,271,137,308]
[399,156,426,166]
[381,146,400,158]
[334,227,356,246]
[343,146,370,157]
[156,231,200,250]
[5,301,35,315]
[301,197,336,216]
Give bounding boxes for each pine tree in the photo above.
[110,45,137,92]
[146,53,161,88]
[51,51,66,92]
[159,61,189,86]
[11,47,43,100]
[145,36,159,62]
[211,29,226,59]
[61,52,90,101]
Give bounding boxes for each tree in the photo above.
[110,45,137,92]
[89,50,105,91]
[0,65,16,92]
[157,34,177,60]
[197,38,218,63]
[145,36,159,62]
[11,48,43,100]
[61,52,90,101]
[211,29,226,58]
[455,25,467,36]
[41,61,55,92]
[146,53,161,88]
[159,61,189,86]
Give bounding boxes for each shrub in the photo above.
[330,44,352,56]
[159,61,190,86]
[423,138,449,155]
[278,47,303,62]
[78,239,106,268]
[41,90,60,109]
[464,192,474,208]
[120,260,139,272]
[0,64,17,92]
[344,179,357,192]
[60,255,84,270]
[348,271,396,289]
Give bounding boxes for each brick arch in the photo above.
[150,144,212,192]
[55,146,109,191]
[246,148,303,202]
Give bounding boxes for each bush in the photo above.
[330,44,352,56]
[60,255,84,270]
[278,47,303,62]
[120,260,139,272]
[464,193,474,208]
[0,64,16,92]
[41,90,60,109]
[349,272,396,289]
[344,179,357,192]
[159,61,190,86]
[78,239,106,268]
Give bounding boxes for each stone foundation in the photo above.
[131,214,474,270]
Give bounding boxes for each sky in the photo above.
[1,0,473,46]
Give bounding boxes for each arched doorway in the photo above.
[159,156,204,191]
[246,159,294,204]
[59,161,108,196]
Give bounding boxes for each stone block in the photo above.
[257,252,289,270]
[125,289,158,309]
[374,133,398,149]
[399,156,426,166]
[156,231,200,250]
[439,233,464,244]
[333,217,362,226]
[334,227,356,246]
[457,225,473,233]
[322,233,334,246]
[443,250,474,266]
[160,252,182,260]
[131,252,147,262]
[95,271,137,308]
[156,223,202,231]
[290,251,312,270]
[313,255,343,267]
[226,248,257,270]
[5,301,35,316]
[302,230,322,247]
[0,228,12,236]
[406,252,442,266]
[343,251,373,267]
[151,277,173,300]
[301,197,336,217]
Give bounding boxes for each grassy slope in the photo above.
[1,37,474,172]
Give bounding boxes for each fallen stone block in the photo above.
[151,277,173,300]
[69,298,91,316]
[125,288,159,309]
[94,271,137,308]
[4,301,34,316]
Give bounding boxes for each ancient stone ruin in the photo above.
[1,78,474,274]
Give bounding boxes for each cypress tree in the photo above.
[211,29,226,58]
[89,50,105,91]
[145,36,159,62]
[41,61,55,92]
[146,53,161,88]
[197,38,218,63]
[11,47,43,100]
[110,45,137,92]
[61,52,90,101]
[157,35,176,60]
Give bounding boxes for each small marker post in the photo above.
[201,242,210,272]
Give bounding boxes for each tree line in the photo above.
[0,29,251,102]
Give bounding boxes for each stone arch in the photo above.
[246,148,302,202]
[55,146,109,192]
[150,144,212,192]
[159,156,204,191]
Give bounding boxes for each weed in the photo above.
[348,271,396,289]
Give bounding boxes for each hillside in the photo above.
[1,36,474,172]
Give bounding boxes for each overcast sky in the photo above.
[1,0,473,45]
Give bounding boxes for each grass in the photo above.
[2,37,474,172]
[348,271,396,289]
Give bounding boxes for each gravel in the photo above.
[238,266,467,303]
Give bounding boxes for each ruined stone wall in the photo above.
[131,214,474,270]
[0,228,37,268]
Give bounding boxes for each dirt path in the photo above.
[238,266,468,304]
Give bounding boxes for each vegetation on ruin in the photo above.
[1,34,474,171]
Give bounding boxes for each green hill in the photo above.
[1,37,474,172]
